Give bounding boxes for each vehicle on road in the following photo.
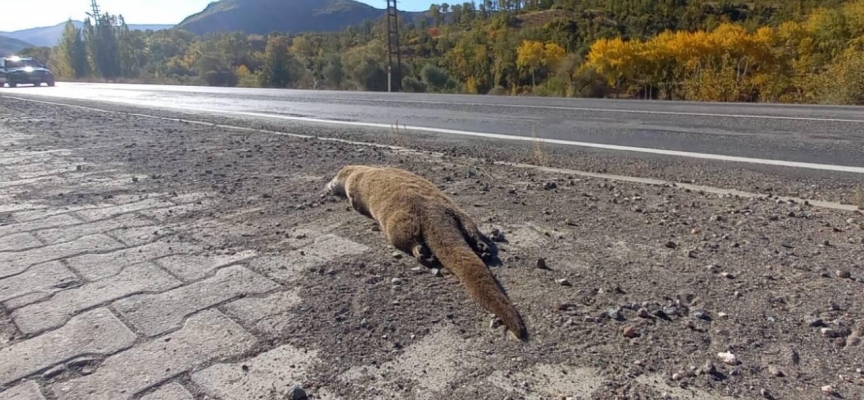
[0,56,55,88]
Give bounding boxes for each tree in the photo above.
[516,40,545,88]
[55,20,88,78]
[259,34,299,88]
[323,54,344,89]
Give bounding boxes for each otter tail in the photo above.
[424,213,527,341]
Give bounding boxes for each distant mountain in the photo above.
[177,0,426,35]
[0,35,35,56]
[1,22,173,47]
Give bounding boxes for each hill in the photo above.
[0,35,35,56]
[177,0,424,35]
[1,22,173,47]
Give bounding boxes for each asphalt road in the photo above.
[5,82,864,171]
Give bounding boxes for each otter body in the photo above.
[327,165,527,340]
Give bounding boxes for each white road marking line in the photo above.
[6,94,864,175]
[5,95,861,213]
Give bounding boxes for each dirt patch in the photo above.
[1,97,863,399]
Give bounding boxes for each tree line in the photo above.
[17,0,864,104]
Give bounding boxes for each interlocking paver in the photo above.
[106,225,168,247]
[249,234,368,282]
[138,383,193,400]
[0,381,45,400]
[34,213,154,245]
[0,214,83,239]
[0,261,78,307]
[222,290,301,336]
[51,310,257,400]
[113,265,279,337]
[0,309,135,386]
[73,197,175,222]
[155,251,257,281]
[12,263,180,335]
[64,239,200,281]
[192,344,317,400]
[0,233,43,252]
[0,235,123,279]
[137,203,203,222]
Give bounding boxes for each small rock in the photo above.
[607,308,624,321]
[622,326,639,338]
[821,328,843,338]
[821,385,837,396]
[671,372,682,380]
[706,264,720,273]
[664,241,677,249]
[808,317,827,327]
[693,310,712,321]
[391,277,403,285]
[721,272,735,279]
[536,258,550,270]
[490,228,505,242]
[836,270,852,279]
[761,388,774,399]
[543,182,557,190]
[717,312,729,318]
[768,365,785,377]
[662,306,679,317]
[288,386,308,400]
[556,278,572,287]
[637,308,650,318]
[700,361,718,375]
[391,252,403,259]
[717,351,739,365]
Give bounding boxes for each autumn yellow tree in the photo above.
[517,40,545,88]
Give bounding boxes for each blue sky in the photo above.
[1,0,436,32]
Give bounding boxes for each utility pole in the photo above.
[386,0,402,92]
[86,0,101,24]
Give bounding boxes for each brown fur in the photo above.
[327,165,527,340]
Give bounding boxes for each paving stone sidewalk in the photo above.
[0,116,350,399]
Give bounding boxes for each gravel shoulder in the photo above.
[1,96,863,399]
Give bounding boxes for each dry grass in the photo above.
[390,121,409,147]
[855,184,863,209]
[530,126,549,166]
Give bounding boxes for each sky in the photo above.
[1,0,436,32]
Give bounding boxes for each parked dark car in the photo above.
[0,56,55,88]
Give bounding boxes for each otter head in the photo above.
[326,165,364,198]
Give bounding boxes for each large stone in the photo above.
[12,263,181,335]
[64,239,200,281]
[193,345,317,400]
[155,251,258,281]
[0,234,123,279]
[52,310,257,400]
[113,265,279,336]
[0,309,135,386]
[138,382,193,400]
[0,381,46,400]
[0,261,77,306]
